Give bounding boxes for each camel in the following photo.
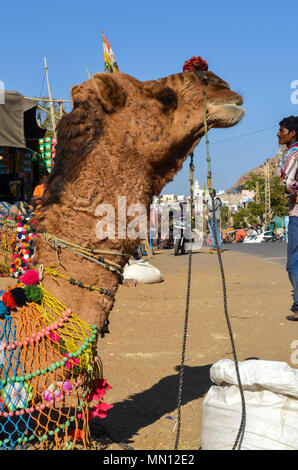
[0,63,245,449]
[32,67,244,336]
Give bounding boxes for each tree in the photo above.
[220,205,229,227]
[268,176,288,217]
[244,173,288,219]
[232,207,249,229]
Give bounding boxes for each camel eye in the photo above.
[157,89,177,109]
[159,94,175,106]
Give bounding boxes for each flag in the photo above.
[102,31,119,73]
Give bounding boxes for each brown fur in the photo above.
[33,70,244,332]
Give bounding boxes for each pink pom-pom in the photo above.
[21,270,39,286]
[63,381,72,391]
[44,390,52,402]
[49,332,61,342]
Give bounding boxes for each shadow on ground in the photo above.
[90,364,212,448]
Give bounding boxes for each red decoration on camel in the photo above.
[2,291,17,310]
[183,56,208,72]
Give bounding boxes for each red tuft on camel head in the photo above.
[183,56,209,72]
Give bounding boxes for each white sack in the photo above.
[211,358,298,398]
[201,359,298,450]
[123,260,163,284]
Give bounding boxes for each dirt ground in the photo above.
[91,246,296,450]
[0,247,296,450]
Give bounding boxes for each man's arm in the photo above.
[204,199,212,210]
[285,153,298,197]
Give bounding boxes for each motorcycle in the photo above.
[173,216,191,256]
[271,233,284,242]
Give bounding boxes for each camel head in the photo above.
[143,69,244,192]
[44,68,244,206]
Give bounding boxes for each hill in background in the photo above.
[227,145,287,193]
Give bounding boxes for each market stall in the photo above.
[0,91,46,203]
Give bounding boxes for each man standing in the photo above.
[204,189,222,254]
[277,116,298,320]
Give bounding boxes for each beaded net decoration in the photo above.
[0,215,113,450]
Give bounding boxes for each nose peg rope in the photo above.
[203,89,213,193]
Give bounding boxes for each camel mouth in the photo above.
[221,102,244,110]
[221,102,245,117]
[207,100,245,127]
[209,94,244,111]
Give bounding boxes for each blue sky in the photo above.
[2,0,298,194]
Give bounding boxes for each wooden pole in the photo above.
[44,56,57,138]
[24,97,71,103]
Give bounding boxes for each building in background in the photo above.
[241,189,255,204]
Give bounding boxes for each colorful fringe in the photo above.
[0,215,113,450]
[0,215,37,278]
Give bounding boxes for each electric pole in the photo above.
[264,159,271,229]
[255,180,260,204]
[228,192,232,226]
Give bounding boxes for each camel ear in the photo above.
[70,82,91,107]
[143,81,177,109]
[91,73,126,113]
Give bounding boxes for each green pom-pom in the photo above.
[24,285,43,303]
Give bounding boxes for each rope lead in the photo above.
[174,85,246,451]
[204,83,246,450]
